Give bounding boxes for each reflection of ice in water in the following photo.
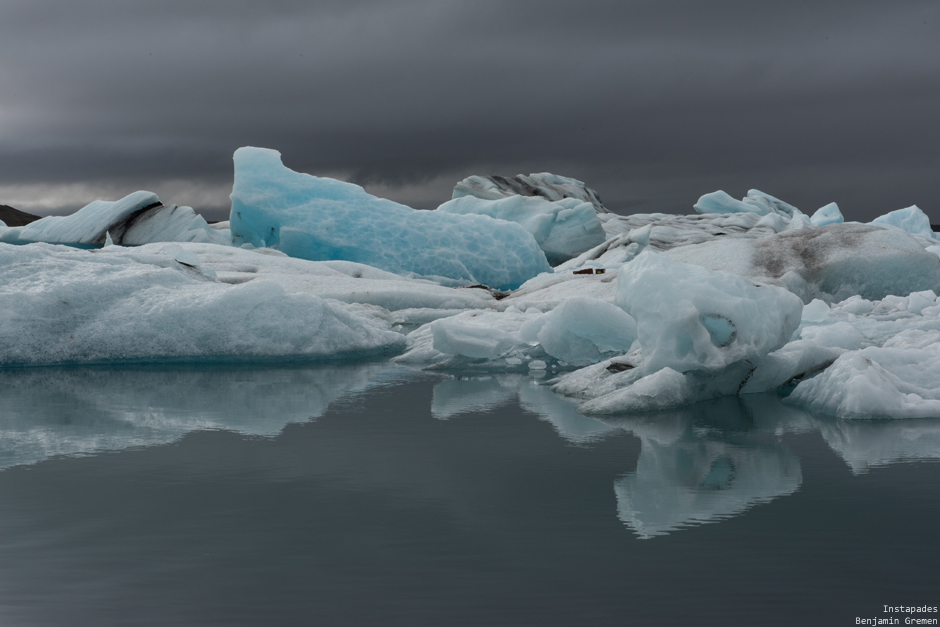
[742,393,940,474]
[605,400,802,538]
[814,419,940,474]
[431,376,615,443]
[0,362,395,471]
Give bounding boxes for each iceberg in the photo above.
[664,223,940,303]
[871,205,937,240]
[810,202,843,227]
[452,172,611,214]
[436,195,606,264]
[0,242,405,366]
[229,147,551,290]
[786,332,940,419]
[693,189,798,217]
[396,296,636,372]
[0,191,231,247]
[615,251,802,376]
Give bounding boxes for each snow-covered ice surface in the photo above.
[0,242,411,366]
[0,191,231,247]
[229,147,551,290]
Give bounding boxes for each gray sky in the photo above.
[1,0,938,222]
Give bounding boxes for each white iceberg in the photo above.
[0,191,231,247]
[693,189,798,217]
[664,223,940,303]
[0,242,405,366]
[396,296,636,372]
[436,195,606,264]
[229,147,551,290]
[452,172,611,214]
[786,331,940,419]
[871,205,936,240]
[616,251,802,376]
[810,202,844,227]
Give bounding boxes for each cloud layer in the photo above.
[1,1,938,221]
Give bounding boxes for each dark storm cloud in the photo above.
[1,0,938,221]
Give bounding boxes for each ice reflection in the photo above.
[602,398,802,538]
[0,362,396,471]
[814,418,940,474]
[431,375,616,443]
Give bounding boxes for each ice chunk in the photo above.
[694,190,765,215]
[615,251,803,375]
[786,337,940,419]
[0,242,405,366]
[452,172,611,214]
[799,321,866,350]
[399,297,636,371]
[693,189,797,217]
[801,299,830,322]
[229,147,551,290]
[665,223,940,303]
[0,191,230,247]
[871,205,936,240]
[518,297,637,365]
[436,195,606,264]
[810,202,843,226]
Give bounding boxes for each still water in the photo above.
[0,363,937,626]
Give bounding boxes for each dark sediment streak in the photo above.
[0,205,41,227]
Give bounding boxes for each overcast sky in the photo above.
[1,0,938,222]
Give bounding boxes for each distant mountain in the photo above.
[0,205,41,227]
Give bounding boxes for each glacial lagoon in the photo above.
[0,363,937,626]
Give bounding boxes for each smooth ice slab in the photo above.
[0,242,405,366]
[229,147,551,290]
[436,194,606,264]
[0,191,231,247]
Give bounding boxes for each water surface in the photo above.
[0,364,937,625]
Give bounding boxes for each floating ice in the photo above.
[694,189,797,217]
[0,191,230,247]
[664,223,940,303]
[436,195,606,264]
[0,242,405,366]
[397,296,636,371]
[229,147,551,290]
[452,172,611,214]
[786,330,940,419]
[615,251,802,375]
[871,205,936,240]
[810,202,843,227]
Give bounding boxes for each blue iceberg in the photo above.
[229,147,551,290]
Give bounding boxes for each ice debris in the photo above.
[229,147,551,290]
